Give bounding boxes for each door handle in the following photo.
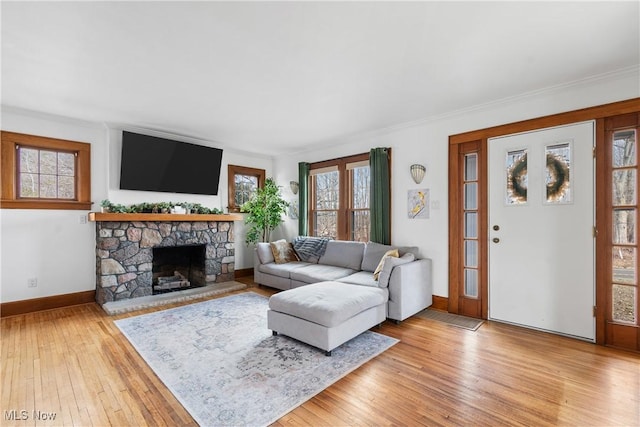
[492,237,500,243]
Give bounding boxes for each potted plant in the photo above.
[100,199,112,213]
[241,178,289,245]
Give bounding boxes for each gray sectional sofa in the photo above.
[254,239,433,322]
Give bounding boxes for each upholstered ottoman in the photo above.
[267,281,388,356]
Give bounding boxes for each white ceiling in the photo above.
[2,1,638,156]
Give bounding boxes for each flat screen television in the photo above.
[119,131,223,195]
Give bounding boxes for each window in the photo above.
[309,153,370,241]
[1,131,91,210]
[227,165,265,212]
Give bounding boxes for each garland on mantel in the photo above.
[100,200,223,214]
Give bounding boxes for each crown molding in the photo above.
[303,65,640,154]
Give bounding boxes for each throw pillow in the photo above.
[256,242,275,264]
[373,249,399,280]
[269,240,299,264]
[377,253,415,288]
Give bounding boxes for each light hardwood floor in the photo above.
[2,279,638,426]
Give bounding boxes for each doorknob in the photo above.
[492,237,500,243]
[493,225,500,231]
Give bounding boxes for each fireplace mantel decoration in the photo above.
[90,212,242,305]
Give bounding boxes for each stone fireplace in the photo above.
[91,213,241,305]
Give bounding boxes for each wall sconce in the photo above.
[410,164,426,184]
[290,181,299,194]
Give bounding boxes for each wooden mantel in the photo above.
[88,212,243,222]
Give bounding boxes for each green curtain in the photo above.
[369,147,391,244]
[298,162,310,236]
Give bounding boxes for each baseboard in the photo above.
[234,268,253,278]
[0,290,95,317]
[431,295,448,311]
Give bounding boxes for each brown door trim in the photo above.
[448,98,640,328]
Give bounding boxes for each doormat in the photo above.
[416,308,484,331]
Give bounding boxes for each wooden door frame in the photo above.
[448,98,640,346]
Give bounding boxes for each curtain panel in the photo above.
[298,162,310,236]
[370,147,391,244]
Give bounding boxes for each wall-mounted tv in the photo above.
[119,131,223,195]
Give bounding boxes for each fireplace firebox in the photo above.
[152,245,206,294]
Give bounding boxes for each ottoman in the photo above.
[267,281,388,356]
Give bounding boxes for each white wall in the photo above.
[0,108,273,303]
[1,68,637,303]
[1,109,107,303]
[274,68,640,298]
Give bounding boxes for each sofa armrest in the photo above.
[387,258,432,321]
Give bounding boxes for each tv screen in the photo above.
[119,131,223,195]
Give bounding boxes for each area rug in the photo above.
[115,292,398,426]
[416,308,485,331]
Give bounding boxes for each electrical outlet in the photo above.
[27,278,38,288]
[79,214,88,224]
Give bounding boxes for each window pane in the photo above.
[40,174,57,198]
[612,247,636,285]
[465,240,478,267]
[464,183,477,210]
[58,152,75,176]
[351,210,370,242]
[613,130,636,168]
[352,166,370,209]
[234,174,258,206]
[40,150,57,174]
[58,176,75,199]
[17,146,79,200]
[19,173,39,197]
[314,211,337,238]
[19,147,38,173]
[613,209,636,244]
[612,284,636,323]
[464,269,478,298]
[613,169,636,206]
[315,171,339,210]
[465,212,477,238]
[465,153,477,181]
[506,149,527,205]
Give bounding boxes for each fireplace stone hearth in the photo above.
[93,217,237,305]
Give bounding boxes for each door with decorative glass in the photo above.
[450,140,486,318]
[488,121,595,340]
[602,113,640,351]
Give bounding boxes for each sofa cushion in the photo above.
[256,242,275,264]
[361,242,395,272]
[290,264,356,283]
[373,249,399,280]
[361,242,421,272]
[259,261,310,278]
[318,240,365,270]
[337,271,379,287]
[270,239,299,264]
[268,281,388,328]
[377,253,416,288]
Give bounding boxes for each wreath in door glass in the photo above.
[507,152,528,204]
[546,153,570,201]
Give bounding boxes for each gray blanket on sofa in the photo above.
[293,236,331,262]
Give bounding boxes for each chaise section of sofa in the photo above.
[254,239,432,321]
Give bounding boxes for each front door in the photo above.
[488,121,595,341]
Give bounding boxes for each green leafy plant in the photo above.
[241,178,289,245]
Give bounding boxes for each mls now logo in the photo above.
[4,409,57,421]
